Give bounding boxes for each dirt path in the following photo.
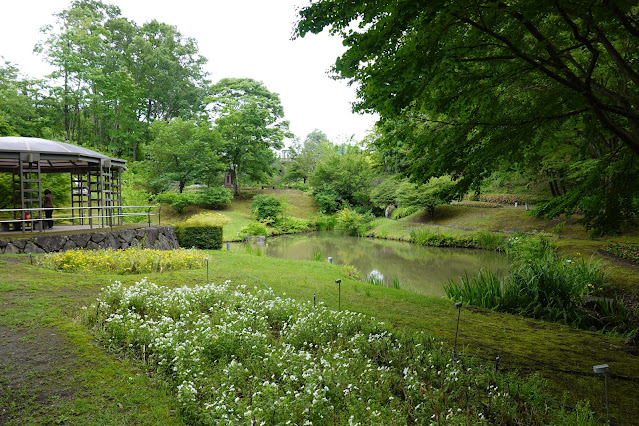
[0,325,79,423]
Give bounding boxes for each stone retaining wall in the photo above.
[0,226,179,254]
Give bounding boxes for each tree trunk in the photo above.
[234,170,240,195]
[64,71,70,140]
[549,179,558,197]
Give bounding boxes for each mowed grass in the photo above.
[1,250,638,423]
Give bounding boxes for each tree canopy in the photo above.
[209,78,292,194]
[35,0,209,159]
[296,0,639,234]
[145,117,222,193]
[285,129,332,183]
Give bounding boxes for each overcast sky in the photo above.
[0,0,378,145]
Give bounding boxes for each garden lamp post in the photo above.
[593,364,610,424]
[336,279,341,311]
[453,302,463,359]
[205,257,209,282]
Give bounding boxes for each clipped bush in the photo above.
[251,195,283,221]
[197,187,233,209]
[174,224,223,250]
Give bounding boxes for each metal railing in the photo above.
[0,205,161,232]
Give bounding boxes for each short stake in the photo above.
[453,302,463,359]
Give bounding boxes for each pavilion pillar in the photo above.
[17,152,42,231]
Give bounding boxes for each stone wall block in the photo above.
[35,235,68,252]
[86,241,101,250]
[91,232,107,243]
[103,234,120,250]
[0,239,8,249]
[145,228,159,247]
[69,233,91,248]
[24,242,45,254]
[62,240,78,251]
[118,230,136,243]
[154,233,170,250]
[4,243,19,254]
[12,239,27,250]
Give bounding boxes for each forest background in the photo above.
[1,0,638,237]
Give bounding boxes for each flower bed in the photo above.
[84,279,593,424]
[459,202,502,208]
[479,194,543,205]
[602,242,639,264]
[38,247,206,273]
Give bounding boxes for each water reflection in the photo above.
[236,232,509,298]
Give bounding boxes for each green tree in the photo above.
[145,118,222,193]
[310,148,374,207]
[0,60,58,138]
[209,78,292,195]
[36,0,209,159]
[285,129,331,184]
[296,0,639,234]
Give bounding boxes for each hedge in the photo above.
[174,225,223,250]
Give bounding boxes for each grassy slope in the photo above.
[1,251,638,423]
[158,188,318,242]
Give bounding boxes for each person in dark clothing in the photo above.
[43,189,54,229]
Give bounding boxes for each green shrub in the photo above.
[312,213,337,231]
[174,224,223,249]
[475,231,506,251]
[239,221,268,237]
[313,188,340,214]
[551,221,566,234]
[197,187,233,209]
[273,216,311,234]
[251,195,283,221]
[445,235,630,332]
[156,192,197,213]
[336,208,372,237]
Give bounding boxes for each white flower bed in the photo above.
[88,278,576,425]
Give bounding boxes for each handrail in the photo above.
[0,205,161,233]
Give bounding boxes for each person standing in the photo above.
[43,189,54,229]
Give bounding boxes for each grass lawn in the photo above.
[1,250,638,423]
[5,194,638,423]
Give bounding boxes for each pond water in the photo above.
[235,232,509,298]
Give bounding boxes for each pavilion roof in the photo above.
[0,137,126,173]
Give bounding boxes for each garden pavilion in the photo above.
[0,136,126,231]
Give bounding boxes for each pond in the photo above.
[235,232,509,298]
